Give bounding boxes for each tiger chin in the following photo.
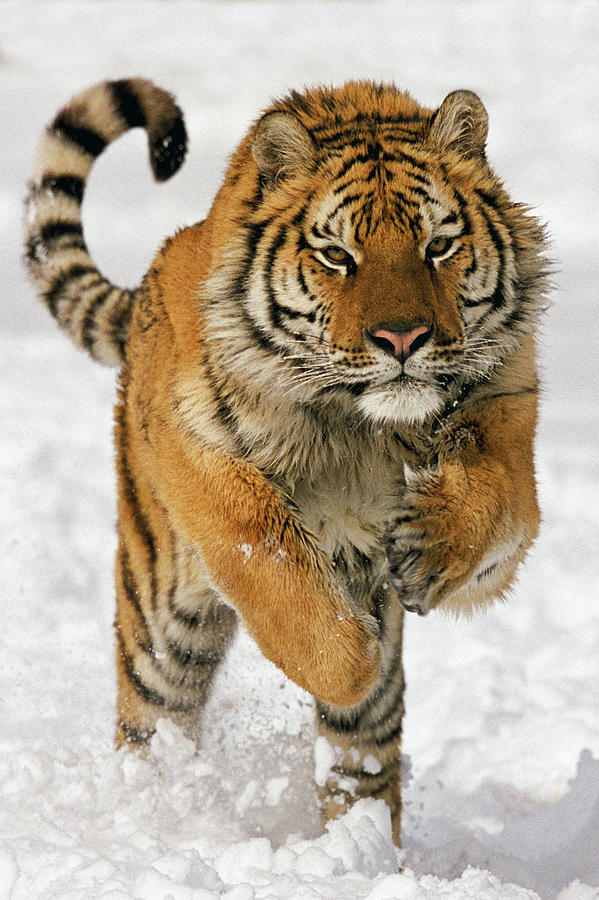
[24,77,549,847]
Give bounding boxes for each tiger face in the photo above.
[206,84,543,427]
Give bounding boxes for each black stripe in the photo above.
[326,191,366,223]
[330,149,415,195]
[101,288,133,363]
[44,264,97,316]
[328,133,423,153]
[408,171,430,186]
[80,284,116,352]
[476,206,507,309]
[237,304,282,360]
[40,174,85,203]
[478,387,537,402]
[247,219,272,255]
[118,540,151,650]
[228,219,270,300]
[475,187,503,214]
[277,301,317,324]
[363,649,404,711]
[227,220,300,359]
[363,165,383,186]
[352,198,370,240]
[320,94,340,116]
[51,112,106,157]
[451,187,472,236]
[199,352,262,464]
[310,222,332,242]
[404,183,436,204]
[291,198,312,227]
[40,221,83,245]
[368,778,396,799]
[116,630,194,711]
[390,187,422,210]
[25,229,86,266]
[313,112,425,138]
[167,642,222,669]
[296,258,310,296]
[263,223,288,330]
[367,686,406,741]
[396,149,427,170]
[501,302,531,332]
[317,643,404,735]
[332,156,360,186]
[206,367,237,428]
[110,79,147,129]
[374,718,403,746]
[119,721,155,744]
[116,629,167,707]
[319,146,346,159]
[335,757,398,781]
[463,248,478,278]
[321,714,362,734]
[288,89,314,117]
[199,359,250,460]
[168,584,202,628]
[391,190,422,233]
[440,212,458,226]
[116,401,157,573]
[362,197,376,239]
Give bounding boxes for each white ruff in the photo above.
[357,382,443,425]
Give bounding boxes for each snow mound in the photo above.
[8,718,593,900]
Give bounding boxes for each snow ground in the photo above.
[1,1,599,897]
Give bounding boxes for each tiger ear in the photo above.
[252,111,316,186]
[428,90,488,159]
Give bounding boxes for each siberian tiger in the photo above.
[24,78,549,845]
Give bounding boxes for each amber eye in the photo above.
[426,236,455,260]
[321,245,354,267]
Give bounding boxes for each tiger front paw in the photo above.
[384,463,475,616]
[267,592,382,710]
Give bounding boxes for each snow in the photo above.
[1,1,599,897]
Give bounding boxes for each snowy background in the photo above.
[2,1,599,897]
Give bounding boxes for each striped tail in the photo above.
[24,78,187,366]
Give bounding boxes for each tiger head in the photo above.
[205,82,547,426]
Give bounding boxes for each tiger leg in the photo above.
[315,588,404,845]
[114,523,237,750]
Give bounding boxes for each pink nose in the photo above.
[369,324,432,361]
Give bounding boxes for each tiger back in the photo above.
[24,78,549,845]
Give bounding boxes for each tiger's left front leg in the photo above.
[385,385,540,618]
[315,586,404,846]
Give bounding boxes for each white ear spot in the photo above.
[429,90,488,159]
[252,110,316,186]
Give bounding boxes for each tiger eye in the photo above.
[426,236,454,258]
[322,245,352,265]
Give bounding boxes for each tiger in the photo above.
[24,77,549,846]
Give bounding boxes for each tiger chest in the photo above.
[289,452,400,565]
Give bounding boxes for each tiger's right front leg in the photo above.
[124,406,382,721]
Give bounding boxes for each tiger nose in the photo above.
[367,324,433,361]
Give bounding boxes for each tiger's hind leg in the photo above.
[315,588,404,845]
[114,531,237,750]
